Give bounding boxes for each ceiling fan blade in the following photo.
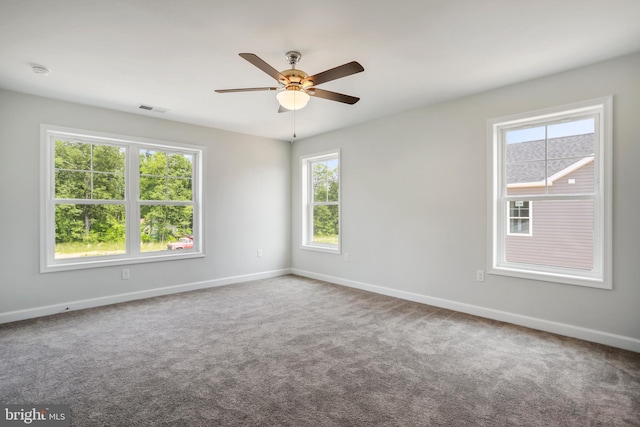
[309,88,360,105]
[277,105,291,113]
[239,53,288,83]
[215,87,279,93]
[305,61,364,86]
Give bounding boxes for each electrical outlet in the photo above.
[476,270,485,282]
[344,253,350,262]
[257,249,263,258]
[122,269,130,280]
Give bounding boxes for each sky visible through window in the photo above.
[506,118,594,144]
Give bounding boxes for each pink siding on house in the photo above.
[548,160,594,194]
[506,161,595,270]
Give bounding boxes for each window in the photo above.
[301,150,340,253]
[508,201,531,235]
[41,125,205,272]
[488,97,612,289]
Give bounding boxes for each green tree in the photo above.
[54,140,125,246]
[54,141,193,256]
[312,160,339,240]
[139,150,194,246]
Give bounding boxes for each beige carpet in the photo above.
[1,275,639,426]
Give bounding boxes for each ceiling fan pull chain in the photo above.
[291,108,296,143]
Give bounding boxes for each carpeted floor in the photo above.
[1,275,639,426]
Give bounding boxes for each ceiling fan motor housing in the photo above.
[281,69,312,91]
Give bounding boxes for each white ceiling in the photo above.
[1,0,639,142]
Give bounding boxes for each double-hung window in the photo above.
[41,125,205,272]
[508,201,532,236]
[488,97,612,288]
[301,150,341,253]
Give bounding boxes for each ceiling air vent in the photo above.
[138,104,168,113]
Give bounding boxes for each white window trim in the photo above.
[301,149,341,254]
[487,97,612,289]
[506,200,532,236]
[40,124,206,273]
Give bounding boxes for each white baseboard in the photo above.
[0,268,292,325]
[291,268,640,353]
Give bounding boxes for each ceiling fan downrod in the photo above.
[285,51,302,68]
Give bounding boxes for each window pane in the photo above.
[505,199,593,270]
[547,118,594,142]
[505,128,545,187]
[328,180,339,202]
[312,205,339,245]
[506,120,595,196]
[55,140,91,171]
[508,201,530,235]
[510,218,529,234]
[140,205,193,252]
[505,126,546,145]
[140,176,166,200]
[327,158,339,177]
[140,149,166,173]
[93,172,125,200]
[54,204,125,258]
[55,170,90,199]
[168,153,193,176]
[55,140,125,200]
[546,119,594,195]
[509,201,529,217]
[311,158,339,203]
[168,177,192,201]
[140,150,193,201]
[313,182,328,202]
[312,161,329,183]
[92,144,125,173]
[506,160,546,196]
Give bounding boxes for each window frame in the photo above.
[301,149,341,254]
[40,124,205,273]
[487,97,612,289]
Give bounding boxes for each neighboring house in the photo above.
[505,133,595,270]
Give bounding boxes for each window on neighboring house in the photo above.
[41,125,205,272]
[301,150,341,253]
[488,97,612,289]
[508,200,531,235]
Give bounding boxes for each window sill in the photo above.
[301,244,341,255]
[488,265,611,290]
[41,251,205,273]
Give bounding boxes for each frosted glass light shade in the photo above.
[277,90,310,110]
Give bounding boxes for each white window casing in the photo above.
[487,97,612,289]
[301,149,341,254]
[40,124,206,272]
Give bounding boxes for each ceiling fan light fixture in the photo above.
[277,89,310,111]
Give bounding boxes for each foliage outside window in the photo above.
[488,97,612,289]
[301,150,340,253]
[41,125,204,272]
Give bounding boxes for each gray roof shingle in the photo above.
[506,133,594,184]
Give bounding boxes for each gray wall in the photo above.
[291,52,640,343]
[0,90,291,315]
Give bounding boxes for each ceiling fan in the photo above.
[215,51,364,112]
